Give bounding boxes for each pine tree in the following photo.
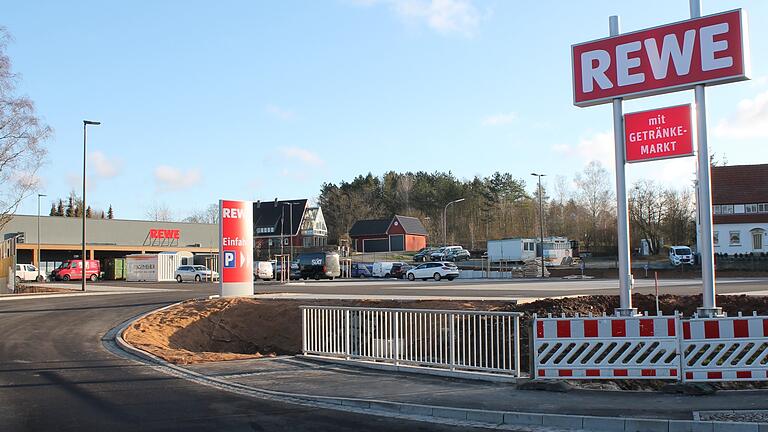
[86,206,93,218]
[49,203,56,216]
[100,210,105,219]
[56,199,64,216]
[66,196,74,217]
[107,205,114,220]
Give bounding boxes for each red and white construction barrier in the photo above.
[534,315,680,379]
[681,315,768,382]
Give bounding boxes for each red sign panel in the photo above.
[149,229,180,240]
[573,9,749,107]
[625,104,693,163]
[219,200,253,285]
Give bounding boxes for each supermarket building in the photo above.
[3,215,217,273]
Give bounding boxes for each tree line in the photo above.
[318,161,698,256]
[48,192,114,219]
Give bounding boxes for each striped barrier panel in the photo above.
[681,314,768,382]
[533,315,680,379]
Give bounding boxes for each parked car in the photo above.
[390,263,413,279]
[253,261,274,281]
[297,252,341,280]
[406,262,460,281]
[444,249,470,262]
[430,246,463,261]
[274,260,300,281]
[15,264,43,283]
[351,262,372,278]
[669,246,694,266]
[175,265,219,282]
[50,259,100,282]
[372,261,402,278]
[413,248,436,262]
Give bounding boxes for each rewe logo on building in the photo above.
[222,208,242,219]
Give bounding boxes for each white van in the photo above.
[254,261,274,281]
[669,246,694,266]
[372,261,402,278]
[15,264,42,282]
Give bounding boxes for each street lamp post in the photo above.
[531,173,547,278]
[443,198,465,245]
[82,120,100,292]
[37,193,46,281]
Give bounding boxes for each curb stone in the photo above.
[106,302,768,432]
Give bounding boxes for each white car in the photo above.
[430,246,463,261]
[406,262,460,281]
[175,265,219,282]
[15,264,43,283]
[669,246,694,266]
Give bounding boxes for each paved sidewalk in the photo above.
[183,356,768,421]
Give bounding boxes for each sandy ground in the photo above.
[123,294,768,365]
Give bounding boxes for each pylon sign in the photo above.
[219,199,253,297]
[572,9,750,107]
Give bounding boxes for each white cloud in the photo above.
[356,0,482,36]
[279,146,325,167]
[89,151,121,178]
[553,131,615,168]
[714,90,768,139]
[265,104,295,121]
[154,165,202,191]
[481,112,517,126]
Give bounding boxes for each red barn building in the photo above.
[349,215,428,252]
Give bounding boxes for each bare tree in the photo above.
[0,28,50,230]
[145,202,174,222]
[183,203,219,224]
[573,161,614,250]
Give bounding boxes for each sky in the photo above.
[4,0,767,220]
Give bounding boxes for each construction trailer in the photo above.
[486,238,537,263]
[125,251,193,282]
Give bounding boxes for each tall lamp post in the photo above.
[37,193,47,281]
[282,202,300,258]
[82,120,100,292]
[531,173,547,278]
[443,198,465,245]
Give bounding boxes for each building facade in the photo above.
[711,164,768,255]
[349,215,428,252]
[252,199,328,253]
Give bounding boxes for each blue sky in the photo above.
[5,0,767,219]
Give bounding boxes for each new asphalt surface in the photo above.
[0,283,487,431]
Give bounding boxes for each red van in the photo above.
[50,260,101,282]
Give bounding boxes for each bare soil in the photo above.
[9,285,78,295]
[123,294,768,366]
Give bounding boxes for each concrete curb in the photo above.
[105,302,768,432]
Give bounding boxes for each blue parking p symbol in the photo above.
[224,251,236,268]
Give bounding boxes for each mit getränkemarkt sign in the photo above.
[572,9,750,107]
[625,104,693,163]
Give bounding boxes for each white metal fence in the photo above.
[301,306,523,378]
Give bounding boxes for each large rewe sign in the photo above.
[219,200,253,297]
[572,10,750,107]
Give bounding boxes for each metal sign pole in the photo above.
[610,15,636,317]
[690,0,722,318]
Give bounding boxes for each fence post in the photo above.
[514,315,521,377]
[393,311,400,365]
[345,309,351,360]
[302,308,307,355]
[450,313,456,372]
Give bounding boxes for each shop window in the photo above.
[729,231,741,246]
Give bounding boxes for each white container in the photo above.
[126,252,193,282]
[487,238,536,263]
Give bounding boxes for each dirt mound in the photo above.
[123,298,512,364]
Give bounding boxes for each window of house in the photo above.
[729,231,741,246]
[759,203,768,213]
[716,205,735,214]
[713,231,719,246]
[745,204,759,213]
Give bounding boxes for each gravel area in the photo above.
[697,410,768,423]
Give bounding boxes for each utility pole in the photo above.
[443,198,466,245]
[531,173,547,278]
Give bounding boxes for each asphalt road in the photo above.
[0,284,488,431]
[250,277,768,300]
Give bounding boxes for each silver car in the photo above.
[175,265,219,282]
